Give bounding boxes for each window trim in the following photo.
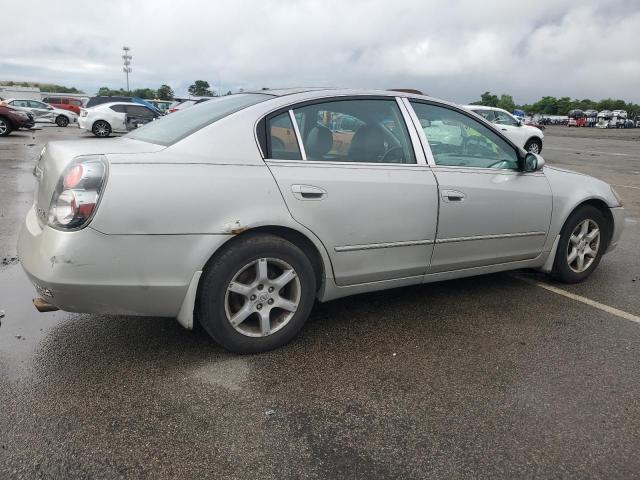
[288,109,307,160]
[260,95,423,167]
[405,98,524,171]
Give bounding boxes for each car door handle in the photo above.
[291,184,327,201]
[441,190,466,202]
[501,128,507,131]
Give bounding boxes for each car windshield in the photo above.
[126,94,272,146]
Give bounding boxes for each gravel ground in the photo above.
[0,124,639,479]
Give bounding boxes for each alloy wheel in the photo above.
[224,257,301,337]
[528,142,540,154]
[0,119,7,135]
[94,122,110,137]
[567,219,600,273]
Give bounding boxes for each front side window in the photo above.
[267,112,302,160]
[411,102,518,170]
[292,99,416,164]
[493,110,519,126]
[29,101,48,109]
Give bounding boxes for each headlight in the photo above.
[610,186,623,207]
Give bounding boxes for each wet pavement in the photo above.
[0,126,639,479]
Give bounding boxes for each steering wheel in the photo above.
[381,146,404,163]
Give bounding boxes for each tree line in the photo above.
[1,80,84,94]
[471,91,640,116]
[96,80,234,100]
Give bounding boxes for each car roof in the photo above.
[92,102,150,108]
[238,87,453,107]
[463,105,509,113]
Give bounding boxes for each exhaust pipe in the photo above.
[33,298,59,313]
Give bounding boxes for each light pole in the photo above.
[122,46,132,92]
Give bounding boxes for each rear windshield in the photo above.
[126,94,273,146]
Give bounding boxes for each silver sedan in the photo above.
[18,89,625,353]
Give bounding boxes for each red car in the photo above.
[0,104,35,136]
[42,96,84,115]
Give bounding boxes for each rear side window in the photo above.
[292,99,416,164]
[267,112,302,160]
[126,105,154,117]
[110,105,127,113]
[127,94,272,146]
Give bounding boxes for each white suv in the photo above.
[464,106,544,153]
[78,102,160,137]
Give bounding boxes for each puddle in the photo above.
[0,263,69,380]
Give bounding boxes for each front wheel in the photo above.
[55,115,69,127]
[524,138,542,154]
[0,117,12,137]
[197,234,317,353]
[551,205,609,283]
[92,120,111,137]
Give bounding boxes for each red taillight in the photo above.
[48,156,107,230]
[63,164,84,189]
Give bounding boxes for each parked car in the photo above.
[86,96,163,115]
[146,99,172,113]
[567,109,586,127]
[464,105,544,153]
[635,115,640,128]
[19,89,625,353]
[3,98,77,127]
[596,110,612,128]
[0,104,35,136]
[78,102,160,137]
[42,96,85,115]
[584,109,598,127]
[167,98,211,113]
[523,118,546,130]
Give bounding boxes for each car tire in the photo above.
[551,205,609,283]
[197,234,317,354]
[0,117,12,137]
[524,138,542,154]
[55,115,69,127]
[92,120,111,137]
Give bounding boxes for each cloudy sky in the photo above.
[1,0,639,103]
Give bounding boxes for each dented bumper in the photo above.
[18,205,229,317]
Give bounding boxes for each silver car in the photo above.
[18,89,625,353]
[4,98,78,127]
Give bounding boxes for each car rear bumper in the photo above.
[18,205,230,317]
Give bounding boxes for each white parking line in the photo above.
[544,146,634,157]
[516,276,640,324]
[613,184,640,190]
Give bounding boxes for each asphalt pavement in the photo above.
[0,125,639,479]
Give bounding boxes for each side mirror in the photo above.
[523,152,545,172]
